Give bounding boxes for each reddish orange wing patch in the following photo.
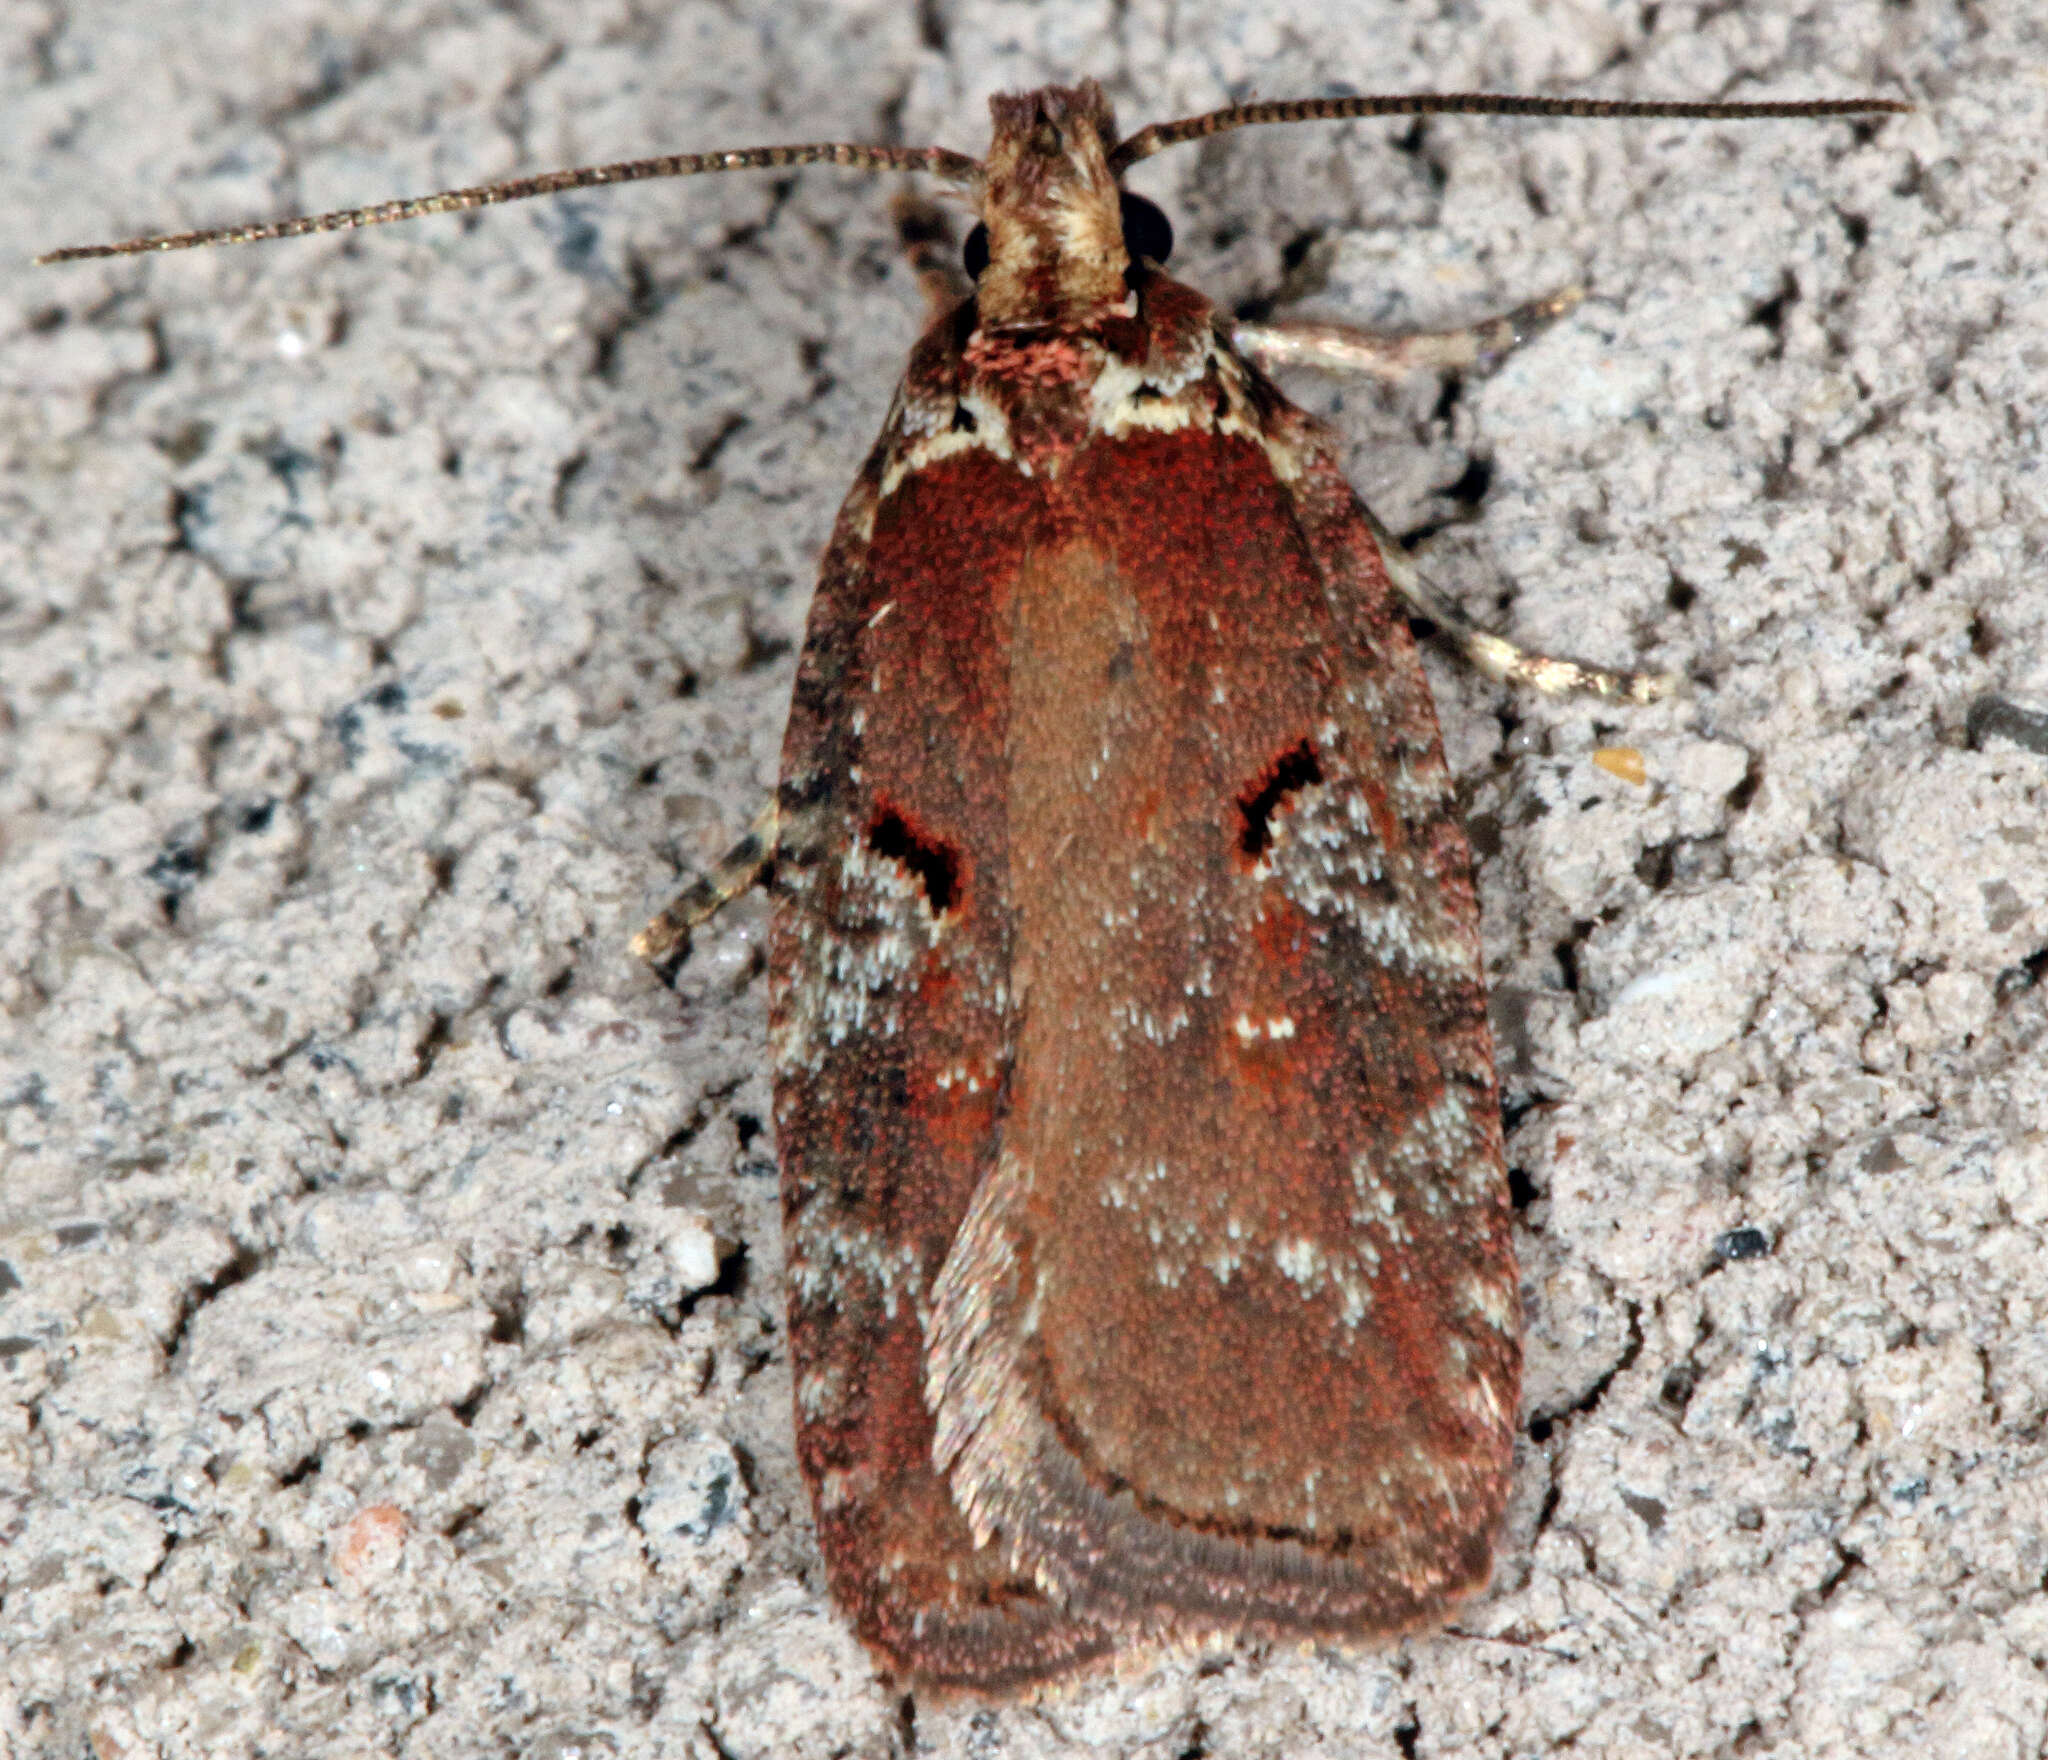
[769,255,1515,1692]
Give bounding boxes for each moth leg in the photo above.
[892,192,974,322]
[631,799,780,971]
[1361,503,1678,704]
[1232,287,1583,381]
[1243,288,1669,700]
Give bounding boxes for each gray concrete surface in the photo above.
[3,1,2042,1755]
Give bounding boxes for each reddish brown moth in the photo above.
[43,77,1907,1695]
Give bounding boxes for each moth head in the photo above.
[968,82,1134,332]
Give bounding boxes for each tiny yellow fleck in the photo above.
[1592,746,1647,786]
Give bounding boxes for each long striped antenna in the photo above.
[36,141,981,264]
[37,88,1908,266]
[1109,90,1910,173]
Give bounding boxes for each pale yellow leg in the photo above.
[1231,288,1584,381]
[632,799,781,970]
[1238,287,1674,704]
[1358,501,1678,703]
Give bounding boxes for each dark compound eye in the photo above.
[960,194,1174,282]
[1120,192,1173,266]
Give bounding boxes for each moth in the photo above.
[44,76,1906,1696]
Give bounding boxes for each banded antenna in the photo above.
[39,88,1908,265]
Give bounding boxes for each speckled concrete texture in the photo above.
[1,2,2039,1756]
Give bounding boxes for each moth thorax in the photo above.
[976,82,1131,331]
